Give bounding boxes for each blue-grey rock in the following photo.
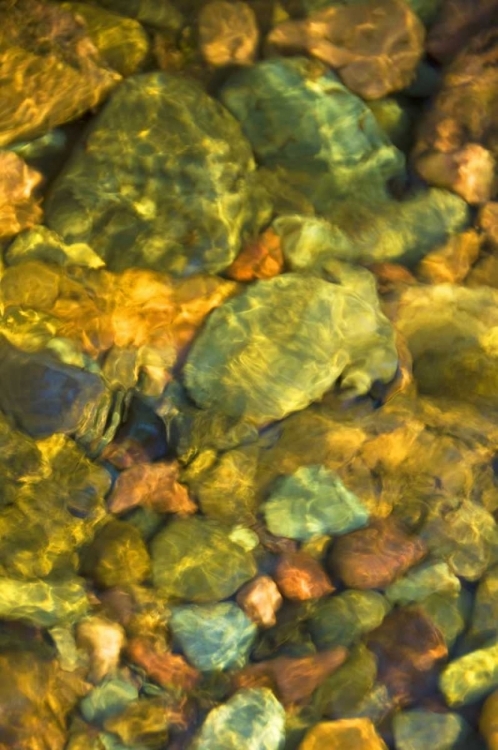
[169,602,257,671]
[309,591,390,650]
[45,72,271,276]
[262,465,370,541]
[183,274,398,426]
[80,678,139,726]
[189,688,286,750]
[219,57,405,213]
[392,708,481,750]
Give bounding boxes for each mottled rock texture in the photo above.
[45,72,270,275]
[0,152,42,240]
[198,1,258,66]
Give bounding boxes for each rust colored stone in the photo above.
[198,1,259,67]
[478,202,498,250]
[426,0,498,64]
[126,637,200,692]
[416,229,481,284]
[266,0,425,100]
[225,228,284,282]
[108,461,196,515]
[232,647,348,706]
[274,551,334,601]
[0,151,42,239]
[329,518,426,590]
[367,263,417,296]
[366,606,447,706]
[236,575,283,628]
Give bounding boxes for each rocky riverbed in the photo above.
[0,0,498,748]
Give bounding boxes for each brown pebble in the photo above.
[275,551,334,601]
[198,1,259,67]
[108,461,196,515]
[236,575,283,628]
[126,636,200,691]
[225,228,284,282]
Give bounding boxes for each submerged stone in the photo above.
[169,602,257,671]
[0,151,43,240]
[5,225,105,269]
[219,57,404,212]
[263,465,369,541]
[440,641,498,706]
[309,591,389,650]
[103,697,170,747]
[45,71,270,275]
[0,0,120,148]
[183,274,398,425]
[190,688,286,750]
[198,1,259,67]
[151,516,257,602]
[80,519,151,589]
[468,566,498,647]
[313,644,378,719]
[80,678,139,726]
[385,561,461,606]
[0,575,88,627]
[298,718,387,750]
[392,709,478,750]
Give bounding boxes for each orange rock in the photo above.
[225,228,284,282]
[108,462,196,515]
[298,718,388,750]
[198,1,259,67]
[274,551,334,601]
[0,151,42,239]
[329,518,426,590]
[367,263,417,296]
[416,229,481,284]
[479,689,498,750]
[236,575,283,628]
[233,648,348,706]
[126,637,200,692]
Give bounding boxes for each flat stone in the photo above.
[263,465,370,541]
[392,708,478,750]
[419,591,471,650]
[45,71,270,275]
[0,0,120,148]
[440,640,498,706]
[298,718,387,750]
[198,1,259,67]
[267,0,425,100]
[309,591,389,650]
[151,516,257,602]
[219,57,405,213]
[236,575,283,628]
[169,602,257,671]
[385,561,461,606]
[329,517,426,590]
[190,688,286,750]
[0,575,88,627]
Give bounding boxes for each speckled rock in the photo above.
[309,590,389,650]
[298,718,387,750]
[190,688,286,750]
[169,602,257,671]
[440,640,498,706]
[392,708,479,750]
[45,71,271,275]
[183,275,398,425]
[219,57,405,213]
[151,516,257,602]
[198,1,258,67]
[267,0,425,100]
[0,0,120,148]
[262,465,369,541]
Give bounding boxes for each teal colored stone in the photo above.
[151,517,257,603]
[393,709,480,750]
[273,188,469,269]
[419,590,472,649]
[385,561,461,606]
[262,465,369,541]
[80,678,139,726]
[190,688,286,750]
[183,275,397,426]
[440,641,498,706]
[169,602,257,671]
[309,591,389,650]
[0,576,88,627]
[45,72,270,276]
[219,57,405,213]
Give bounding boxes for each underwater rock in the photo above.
[419,590,471,650]
[225,228,284,282]
[426,0,498,64]
[392,708,479,750]
[108,461,196,515]
[126,636,200,691]
[5,225,105,268]
[0,575,88,627]
[80,519,151,589]
[103,697,171,747]
[76,616,126,682]
[62,2,150,76]
[313,643,378,719]
[0,151,43,240]
[169,602,257,671]
[385,561,461,605]
[189,688,286,750]
[151,516,257,602]
[267,0,425,100]
[219,57,405,212]
[262,465,369,541]
[298,718,387,750]
[274,551,334,601]
[0,0,120,148]
[198,1,258,67]
[309,590,389,650]
[91,0,184,31]
[440,640,498,706]
[479,690,498,750]
[329,517,426,590]
[236,575,283,628]
[183,274,398,425]
[416,229,481,284]
[468,566,498,647]
[80,677,139,726]
[45,71,270,275]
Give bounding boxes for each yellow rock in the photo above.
[480,690,498,750]
[298,718,388,750]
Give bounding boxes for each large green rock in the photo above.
[183,274,398,425]
[309,591,390,650]
[392,709,480,750]
[79,677,139,726]
[0,575,88,627]
[262,465,369,541]
[45,71,271,275]
[80,519,152,589]
[151,516,257,602]
[219,57,405,213]
[190,688,286,750]
[169,602,257,671]
[440,641,498,707]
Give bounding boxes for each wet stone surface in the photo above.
[1,1,498,747]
